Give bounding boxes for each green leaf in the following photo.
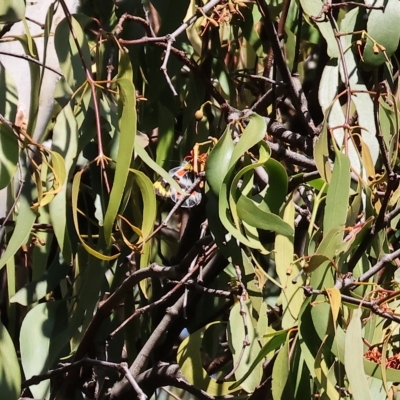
[54,16,91,91]
[0,186,36,271]
[155,102,174,169]
[49,103,77,265]
[344,308,371,400]
[20,301,69,400]
[363,1,400,69]
[177,322,239,396]
[0,0,25,23]
[262,158,288,214]
[103,57,137,244]
[205,126,235,197]
[228,301,263,393]
[299,0,339,58]
[275,199,303,329]
[236,196,293,237]
[229,114,266,169]
[135,134,183,194]
[0,321,21,400]
[345,309,372,400]
[0,123,18,189]
[129,169,156,241]
[323,152,350,233]
[71,170,119,261]
[272,333,294,400]
[130,169,156,296]
[230,328,289,390]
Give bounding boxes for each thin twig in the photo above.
[219,264,250,382]
[355,247,400,284]
[167,279,232,298]
[72,264,179,362]
[304,287,400,325]
[23,357,147,400]
[0,51,63,76]
[266,140,316,169]
[118,37,231,113]
[384,206,400,225]
[109,261,202,338]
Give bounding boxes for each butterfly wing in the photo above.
[169,168,202,208]
[154,177,171,198]
[154,163,202,208]
[153,166,183,198]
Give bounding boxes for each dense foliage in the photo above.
[1,0,400,399]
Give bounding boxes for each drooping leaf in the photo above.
[228,301,263,393]
[54,16,91,91]
[275,198,303,329]
[323,151,350,234]
[103,52,137,245]
[230,329,289,390]
[71,170,119,261]
[345,309,372,400]
[49,103,77,265]
[0,184,36,271]
[20,301,69,400]
[272,332,294,400]
[0,123,18,190]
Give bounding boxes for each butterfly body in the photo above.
[154,161,202,208]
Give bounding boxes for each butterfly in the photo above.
[154,161,202,208]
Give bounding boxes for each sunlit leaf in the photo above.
[228,301,263,393]
[363,1,400,68]
[0,0,25,23]
[272,332,294,399]
[323,151,350,233]
[177,322,239,396]
[345,309,372,400]
[103,52,137,245]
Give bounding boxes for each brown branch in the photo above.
[266,118,314,155]
[168,279,232,298]
[266,140,316,169]
[72,264,179,363]
[109,261,203,338]
[304,286,400,325]
[23,357,147,400]
[120,363,216,400]
[0,51,63,76]
[109,252,226,399]
[354,247,400,284]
